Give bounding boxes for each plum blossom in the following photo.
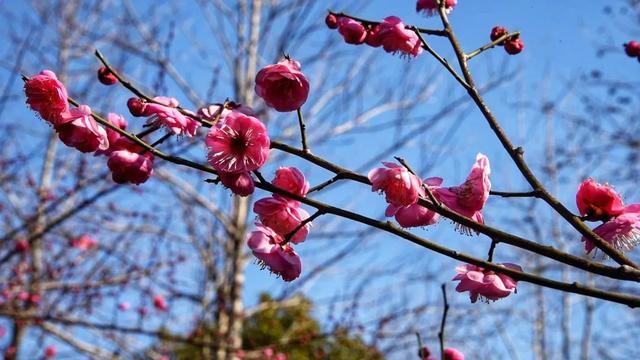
[70,235,97,250]
[153,294,168,311]
[247,225,302,281]
[55,105,109,153]
[254,197,311,244]
[95,113,128,156]
[433,153,490,232]
[272,166,309,203]
[255,58,310,112]
[337,17,367,45]
[206,112,270,174]
[107,137,154,185]
[576,178,625,221]
[143,96,200,136]
[582,206,640,255]
[219,171,255,197]
[24,70,69,124]
[368,162,425,207]
[373,16,423,57]
[385,177,441,228]
[416,0,457,16]
[453,263,521,303]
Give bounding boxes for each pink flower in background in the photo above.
[254,197,311,244]
[255,58,309,112]
[118,302,130,311]
[198,102,255,123]
[24,70,69,124]
[71,234,97,250]
[144,96,200,136]
[416,0,457,16]
[453,263,521,303]
[219,171,255,197]
[444,348,465,360]
[337,17,367,45]
[107,137,154,185]
[369,162,424,207]
[623,40,640,57]
[206,112,270,174]
[95,113,128,156]
[153,294,168,311]
[272,166,309,202]
[375,16,423,57]
[582,206,640,255]
[55,105,109,153]
[434,153,490,227]
[576,178,625,221]
[44,345,57,358]
[247,225,302,281]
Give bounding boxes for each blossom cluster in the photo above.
[326,14,423,58]
[489,26,525,55]
[576,178,640,255]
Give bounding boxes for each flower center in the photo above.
[229,135,247,155]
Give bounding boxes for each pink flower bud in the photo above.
[255,58,309,112]
[16,239,29,253]
[143,96,200,137]
[337,18,367,45]
[254,197,311,244]
[153,294,168,311]
[219,172,255,197]
[272,167,309,201]
[325,14,338,29]
[97,66,118,85]
[118,302,130,311]
[444,348,465,360]
[368,162,424,207]
[44,345,57,358]
[107,137,154,185]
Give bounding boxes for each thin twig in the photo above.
[296,107,309,153]
[438,284,449,360]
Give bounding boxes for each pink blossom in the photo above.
[274,353,287,360]
[153,294,168,311]
[582,207,640,255]
[118,302,130,311]
[206,112,270,174]
[453,263,521,303]
[254,197,311,244]
[24,70,69,124]
[247,225,302,281]
[219,171,255,197]
[576,178,625,221]
[337,17,367,45]
[198,102,255,123]
[144,96,201,136]
[71,234,97,250]
[387,203,439,228]
[107,137,154,185]
[444,348,465,360]
[375,16,423,57]
[368,162,424,207]
[416,0,457,16]
[95,113,128,156]
[255,58,310,112]
[433,153,490,228]
[55,105,109,153]
[272,166,309,202]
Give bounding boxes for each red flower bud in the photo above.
[624,41,640,57]
[504,36,524,55]
[490,26,508,45]
[97,67,118,85]
[325,14,338,29]
[127,97,146,117]
[16,239,29,253]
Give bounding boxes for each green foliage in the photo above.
[171,293,384,360]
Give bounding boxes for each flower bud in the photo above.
[97,66,118,85]
[490,26,508,45]
[325,14,338,29]
[504,36,524,55]
[127,97,146,117]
